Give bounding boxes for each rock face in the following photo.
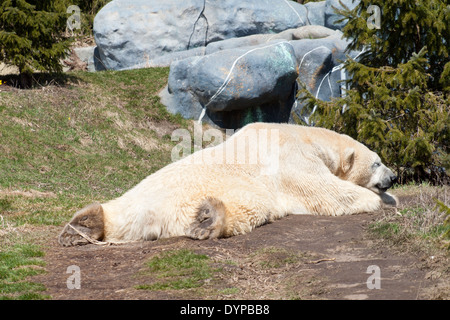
[94,0,308,71]
[92,0,362,128]
[160,28,359,128]
[161,41,299,129]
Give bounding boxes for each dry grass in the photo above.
[371,184,449,251]
[0,189,56,199]
[0,215,17,237]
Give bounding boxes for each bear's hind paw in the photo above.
[186,197,226,240]
[58,203,105,246]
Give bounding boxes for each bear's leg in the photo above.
[58,203,105,246]
[186,197,226,240]
[380,192,398,207]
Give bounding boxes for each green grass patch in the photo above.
[0,241,48,300]
[0,67,185,202]
[0,67,187,225]
[369,221,404,240]
[136,249,217,291]
[0,197,13,211]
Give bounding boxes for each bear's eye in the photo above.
[373,162,381,168]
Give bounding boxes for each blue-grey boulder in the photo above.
[159,28,361,129]
[94,0,308,71]
[289,31,361,124]
[304,1,326,26]
[205,25,337,56]
[160,41,299,129]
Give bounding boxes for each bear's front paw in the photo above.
[380,192,398,207]
[186,197,226,240]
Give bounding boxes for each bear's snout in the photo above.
[390,174,398,184]
[376,172,397,192]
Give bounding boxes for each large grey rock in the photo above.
[94,0,308,71]
[289,32,361,124]
[91,0,362,129]
[304,1,326,26]
[205,25,337,55]
[131,24,339,69]
[160,41,298,128]
[160,27,361,129]
[144,47,206,68]
[291,32,350,99]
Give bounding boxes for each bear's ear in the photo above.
[341,147,355,174]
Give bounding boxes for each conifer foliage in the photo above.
[297,0,449,183]
[0,0,72,88]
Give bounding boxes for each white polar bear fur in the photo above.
[92,122,397,243]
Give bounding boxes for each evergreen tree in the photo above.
[338,0,449,91]
[297,0,449,183]
[0,0,73,88]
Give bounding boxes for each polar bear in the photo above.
[58,123,397,246]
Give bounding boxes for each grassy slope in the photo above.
[0,68,185,224]
[0,67,187,299]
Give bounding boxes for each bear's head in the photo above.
[340,146,397,194]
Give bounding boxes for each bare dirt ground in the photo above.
[33,194,449,300]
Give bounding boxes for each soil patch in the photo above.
[33,206,447,300]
